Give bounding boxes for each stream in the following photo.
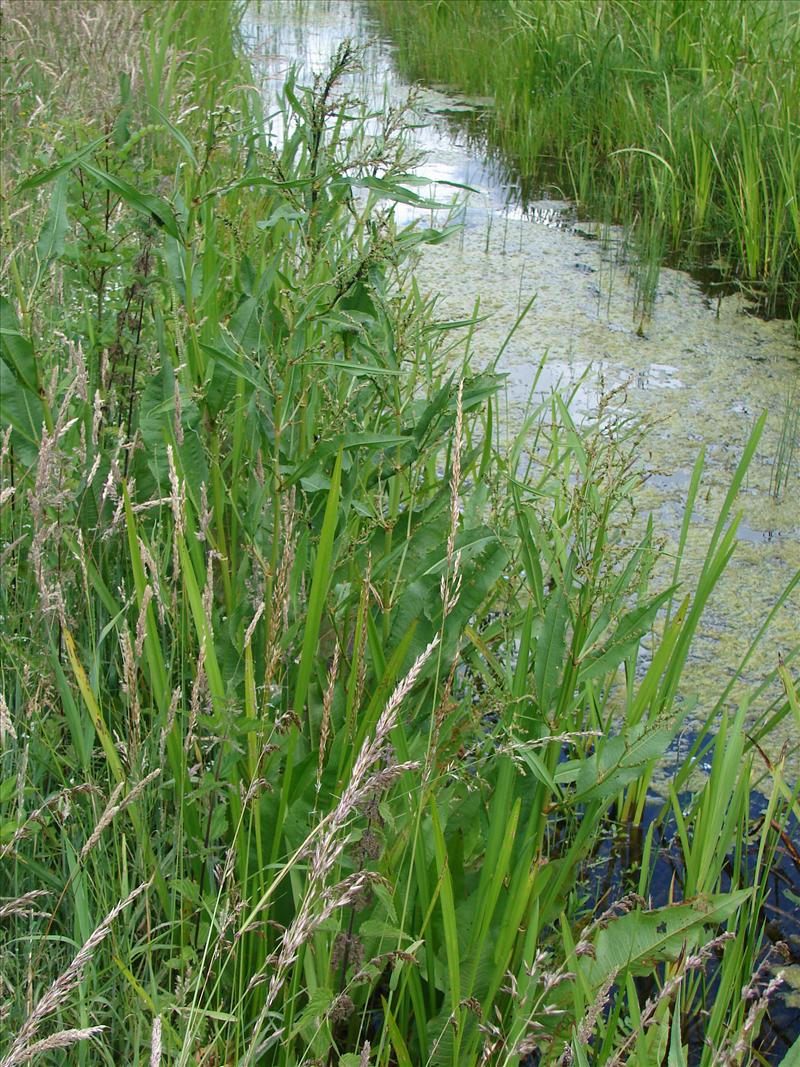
[242,1,800,1050]
[242,0,799,767]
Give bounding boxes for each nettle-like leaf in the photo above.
[580,890,752,990]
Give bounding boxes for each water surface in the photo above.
[244,0,799,771]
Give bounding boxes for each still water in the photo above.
[243,0,799,772]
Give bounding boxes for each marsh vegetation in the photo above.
[0,2,798,1065]
[373,0,800,325]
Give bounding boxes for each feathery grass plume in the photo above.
[0,421,17,509]
[186,643,208,754]
[150,1016,162,1066]
[0,693,15,745]
[1,882,149,1067]
[196,482,211,542]
[319,635,439,861]
[202,551,215,628]
[158,687,181,781]
[9,1027,106,1062]
[166,444,185,539]
[244,601,265,649]
[440,378,464,617]
[79,769,160,862]
[137,538,166,625]
[717,965,787,1065]
[317,642,340,790]
[244,637,439,1058]
[0,785,96,860]
[119,626,140,759]
[134,584,153,658]
[601,931,737,1065]
[173,371,184,446]
[78,781,124,862]
[0,891,49,921]
[263,489,297,694]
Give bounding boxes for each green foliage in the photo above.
[372,0,800,326]
[0,3,797,1066]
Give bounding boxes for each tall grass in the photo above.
[371,0,800,326]
[1,2,798,1064]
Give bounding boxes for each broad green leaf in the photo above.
[34,172,69,276]
[200,341,263,392]
[346,175,447,209]
[0,296,39,393]
[565,719,681,802]
[81,161,182,239]
[289,987,334,1038]
[293,447,343,742]
[229,296,262,353]
[0,359,43,464]
[149,103,198,166]
[290,433,413,485]
[582,890,752,990]
[15,135,106,192]
[534,573,570,712]
[577,588,673,683]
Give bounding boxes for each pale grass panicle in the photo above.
[79,769,161,862]
[166,445,186,539]
[0,427,13,507]
[5,1027,107,1064]
[0,882,149,1067]
[158,686,181,782]
[244,637,439,1059]
[604,931,737,1067]
[135,584,154,658]
[2,2,144,111]
[440,378,464,616]
[0,784,95,861]
[197,481,212,542]
[0,890,49,921]
[0,693,16,745]
[186,642,209,753]
[317,641,340,789]
[262,489,297,693]
[244,600,266,649]
[717,957,788,1066]
[150,1016,162,1067]
[137,537,166,625]
[119,626,141,756]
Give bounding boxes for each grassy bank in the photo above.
[1,2,799,1065]
[371,0,800,325]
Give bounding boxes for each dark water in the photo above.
[578,798,800,1062]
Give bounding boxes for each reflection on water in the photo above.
[244,1,799,767]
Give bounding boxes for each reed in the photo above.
[371,0,800,326]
